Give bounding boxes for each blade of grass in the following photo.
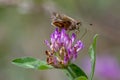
[89,34,98,80]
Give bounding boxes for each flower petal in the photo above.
[44,40,50,47]
[74,40,84,52]
[64,54,69,64]
[71,33,76,43]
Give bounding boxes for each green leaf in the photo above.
[89,34,98,80]
[64,64,88,80]
[75,76,88,80]
[12,57,53,70]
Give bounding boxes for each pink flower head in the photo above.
[45,28,84,68]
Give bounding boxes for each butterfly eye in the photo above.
[76,22,81,25]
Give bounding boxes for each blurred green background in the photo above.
[0,0,120,80]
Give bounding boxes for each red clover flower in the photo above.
[45,28,84,68]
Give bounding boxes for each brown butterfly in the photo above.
[51,12,81,31]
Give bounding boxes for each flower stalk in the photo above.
[63,64,88,80]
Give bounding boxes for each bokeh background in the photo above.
[0,0,120,80]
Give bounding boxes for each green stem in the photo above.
[63,64,88,80]
[66,66,76,80]
[63,67,75,80]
